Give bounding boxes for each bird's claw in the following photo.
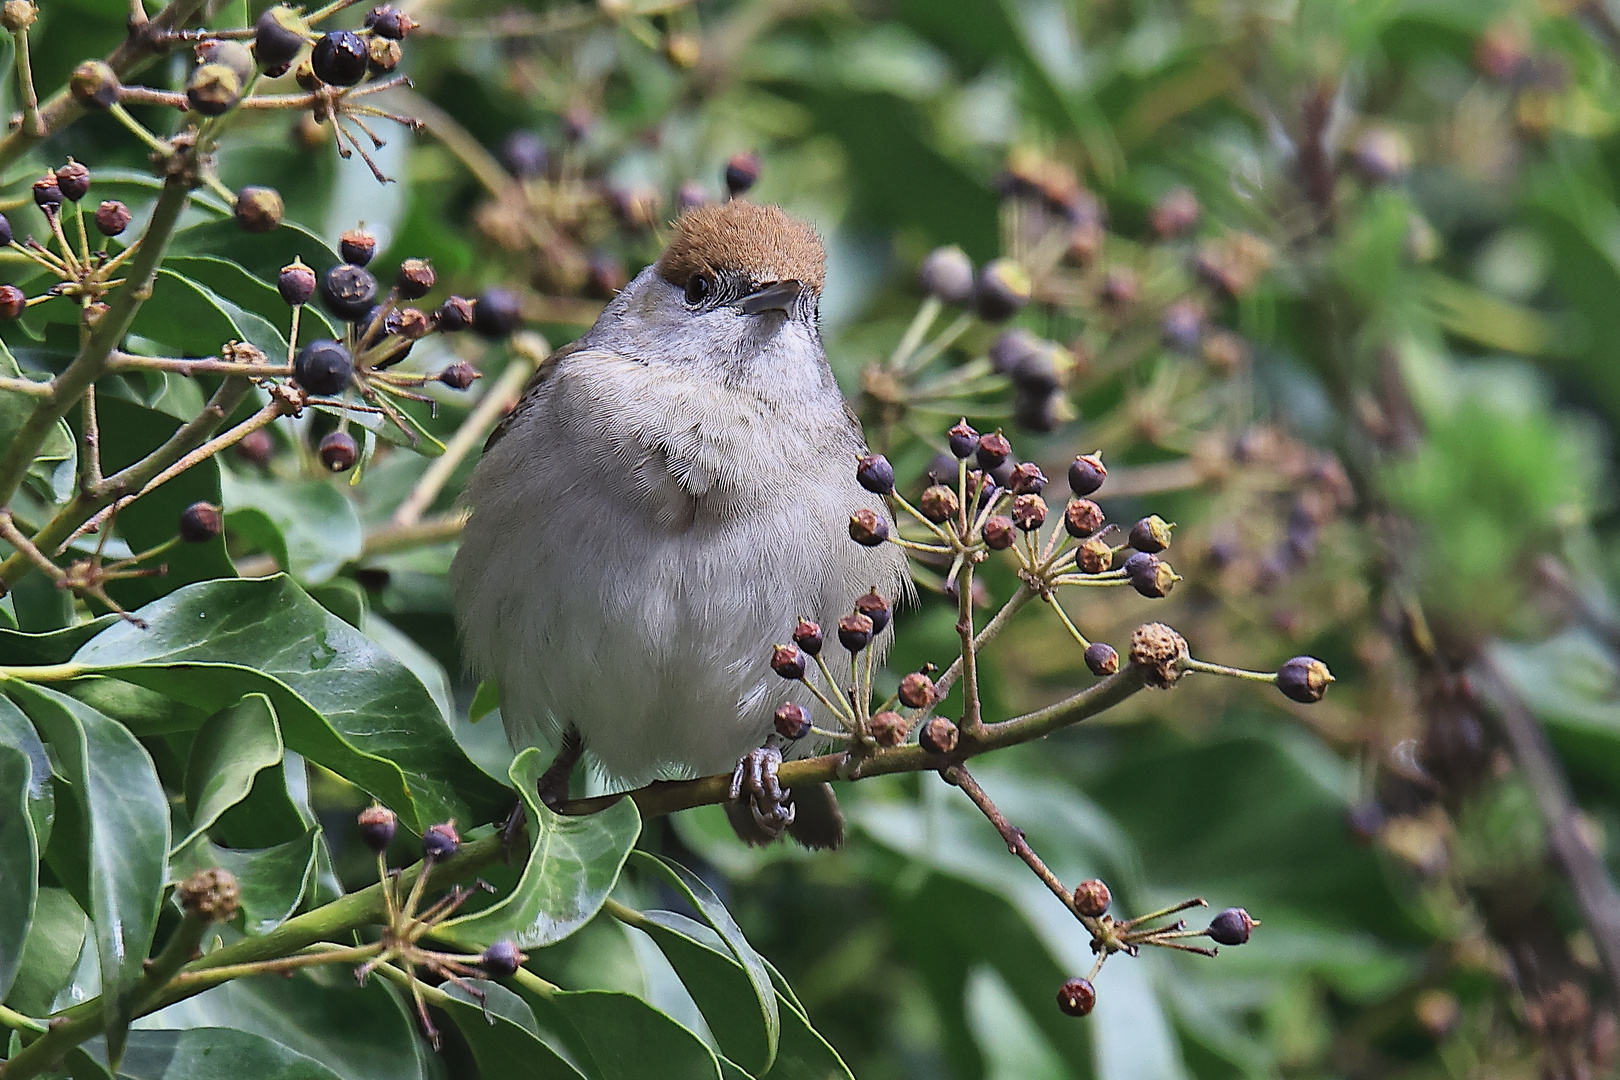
[729,745,795,838]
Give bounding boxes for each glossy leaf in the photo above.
[0,615,118,666]
[9,682,170,1062]
[440,979,588,1080]
[632,852,778,1074]
[437,747,640,949]
[179,693,285,851]
[542,988,724,1080]
[3,888,88,1016]
[0,335,75,494]
[0,692,53,847]
[104,1026,347,1080]
[637,911,854,1080]
[221,473,363,584]
[138,973,432,1080]
[169,828,321,935]
[0,745,38,1000]
[71,575,508,832]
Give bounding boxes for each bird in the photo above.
[450,200,909,847]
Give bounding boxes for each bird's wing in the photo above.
[482,337,587,454]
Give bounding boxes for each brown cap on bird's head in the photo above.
[656,202,825,295]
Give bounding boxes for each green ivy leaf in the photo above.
[3,887,88,1017]
[538,989,724,1080]
[178,694,285,852]
[439,980,588,1080]
[9,681,170,1064]
[0,693,53,848]
[170,828,321,935]
[0,335,75,497]
[104,1026,347,1080]
[139,972,433,1080]
[631,852,779,1074]
[437,747,639,949]
[0,744,38,1001]
[168,218,340,287]
[221,473,363,584]
[71,575,508,833]
[0,616,118,666]
[635,911,854,1080]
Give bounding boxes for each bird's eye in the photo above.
[684,273,713,306]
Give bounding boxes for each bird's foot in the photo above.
[535,727,583,810]
[728,745,795,843]
[499,800,527,862]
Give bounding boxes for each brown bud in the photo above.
[1128,515,1173,554]
[792,618,823,656]
[919,484,959,524]
[1071,878,1111,917]
[395,307,431,340]
[1064,499,1105,538]
[1084,642,1118,676]
[1149,186,1200,239]
[1011,494,1047,531]
[898,672,936,709]
[919,717,958,755]
[55,161,89,203]
[339,228,377,267]
[869,710,908,748]
[0,285,25,321]
[396,258,436,299]
[1277,656,1333,704]
[837,612,874,653]
[178,867,241,922]
[1,1,37,33]
[774,702,811,740]
[1056,977,1096,1017]
[1130,622,1188,689]
[233,186,284,233]
[439,361,478,390]
[770,643,807,680]
[70,60,120,109]
[358,804,397,853]
[848,508,890,547]
[94,200,132,237]
[186,62,244,116]
[1076,537,1113,575]
[178,502,223,543]
[982,515,1016,550]
[1007,462,1046,495]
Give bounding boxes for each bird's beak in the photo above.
[737,279,803,314]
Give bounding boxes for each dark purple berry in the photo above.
[1206,907,1257,946]
[278,261,316,306]
[255,6,307,69]
[837,613,874,653]
[919,245,974,304]
[975,431,1011,472]
[480,940,525,977]
[439,362,478,390]
[435,295,474,332]
[854,591,891,635]
[421,821,460,861]
[856,453,895,495]
[396,258,435,299]
[178,502,223,543]
[1277,657,1332,703]
[1124,551,1175,598]
[1056,978,1096,1017]
[1128,515,1173,554]
[93,201,130,237]
[339,228,377,266]
[501,131,548,179]
[311,30,368,86]
[774,703,811,740]
[1084,643,1118,676]
[848,508,889,547]
[293,339,353,396]
[358,805,397,853]
[364,5,416,39]
[947,419,980,459]
[55,161,89,203]
[792,618,823,656]
[320,263,378,321]
[1067,453,1106,497]
[318,431,359,472]
[724,151,761,197]
[32,173,60,211]
[770,644,807,680]
[473,288,522,338]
